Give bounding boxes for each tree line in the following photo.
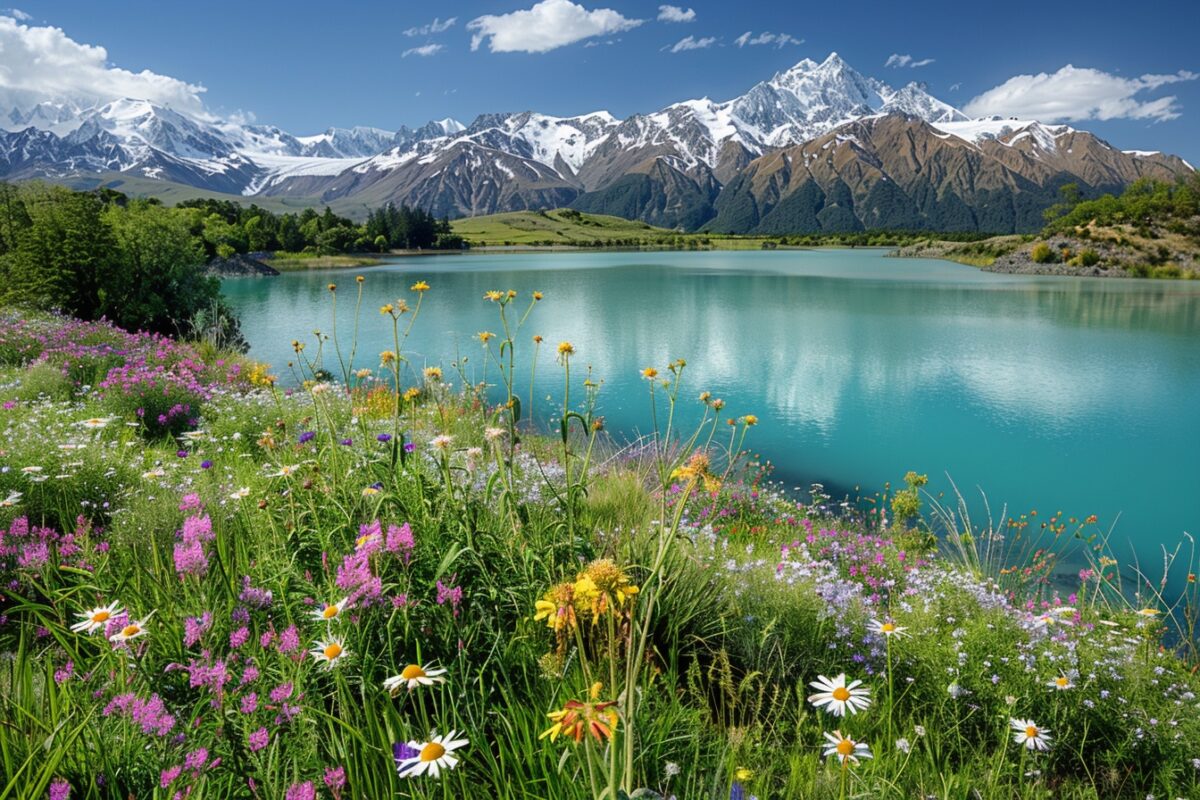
[174,197,464,257]
[0,182,465,347]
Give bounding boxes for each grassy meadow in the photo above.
[1,282,1199,800]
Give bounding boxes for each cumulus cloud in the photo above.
[733,31,802,49]
[657,5,695,22]
[403,17,457,37]
[664,35,715,53]
[0,15,208,114]
[963,64,1198,122]
[885,53,934,68]
[3,7,30,20]
[467,0,642,53]
[402,43,444,58]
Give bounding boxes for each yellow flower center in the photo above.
[323,643,342,660]
[836,739,854,756]
[92,611,111,623]
[400,664,427,680]
[419,742,446,762]
[1025,725,1039,739]
[121,624,140,637]
[832,687,851,702]
[881,622,895,633]
[322,605,339,619]
[1055,677,1068,687]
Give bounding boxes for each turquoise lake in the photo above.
[223,249,1200,580]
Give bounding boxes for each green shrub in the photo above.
[8,362,75,402]
[1030,242,1056,263]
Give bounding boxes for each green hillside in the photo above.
[451,208,673,245]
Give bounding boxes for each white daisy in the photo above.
[1010,718,1052,751]
[867,618,910,638]
[77,417,113,429]
[230,487,251,500]
[0,491,21,507]
[267,464,300,478]
[109,615,152,643]
[430,435,453,451]
[822,730,872,766]
[310,598,350,623]
[1048,675,1073,691]
[310,636,348,669]
[383,664,448,695]
[396,730,469,779]
[808,673,872,717]
[71,601,123,635]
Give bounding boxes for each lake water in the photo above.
[223,249,1200,583]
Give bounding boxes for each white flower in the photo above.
[109,614,152,643]
[822,730,872,765]
[664,762,680,777]
[1048,675,1073,691]
[267,464,300,478]
[1010,718,1052,751]
[868,618,910,638]
[310,637,349,669]
[384,664,448,695]
[808,673,872,717]
[311,598,350,623]
[71,601,123,635]
[430,435,453,451]
[230,487,251,500]
[0,491,21,507]
[396,730,469,779]
[895,738,911,754]
[76,417,113,429]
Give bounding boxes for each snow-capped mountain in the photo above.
[0,53,1191,231]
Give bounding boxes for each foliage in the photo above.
[0,295,1198,800]
[1044,175,1200,236]
[1031,242,1057,264]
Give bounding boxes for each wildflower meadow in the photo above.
[1,282,1198,799]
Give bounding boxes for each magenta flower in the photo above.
[248,727,269,752]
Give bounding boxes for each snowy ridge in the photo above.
[0,51,1191,209]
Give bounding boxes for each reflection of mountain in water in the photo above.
[223,250,1200,579]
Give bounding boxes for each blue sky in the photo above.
[5,0,1200,161]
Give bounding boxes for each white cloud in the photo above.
[665,35,715,53]
[886,53,934,69]
[963,64,1198,122]
[3,8,30,21]
[467,0,643,53]
[402,43,445,58]
[949,82,961,92]
[0,15,208,114]
[657,5,695,22]
[403,17,457,37]
[733,31,802,49]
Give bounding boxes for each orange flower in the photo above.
[540,684,618,744]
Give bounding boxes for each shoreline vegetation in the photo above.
[1,287,1199,799]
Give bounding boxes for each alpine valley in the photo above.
[2,53,1193,233]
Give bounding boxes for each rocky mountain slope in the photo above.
[1,54,1192,232]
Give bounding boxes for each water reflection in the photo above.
[223,250,1200,570]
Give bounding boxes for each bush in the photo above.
[1078,248,1100,267]
[1030,242,1057,263]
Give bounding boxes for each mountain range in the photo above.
[1,53,1193,233]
